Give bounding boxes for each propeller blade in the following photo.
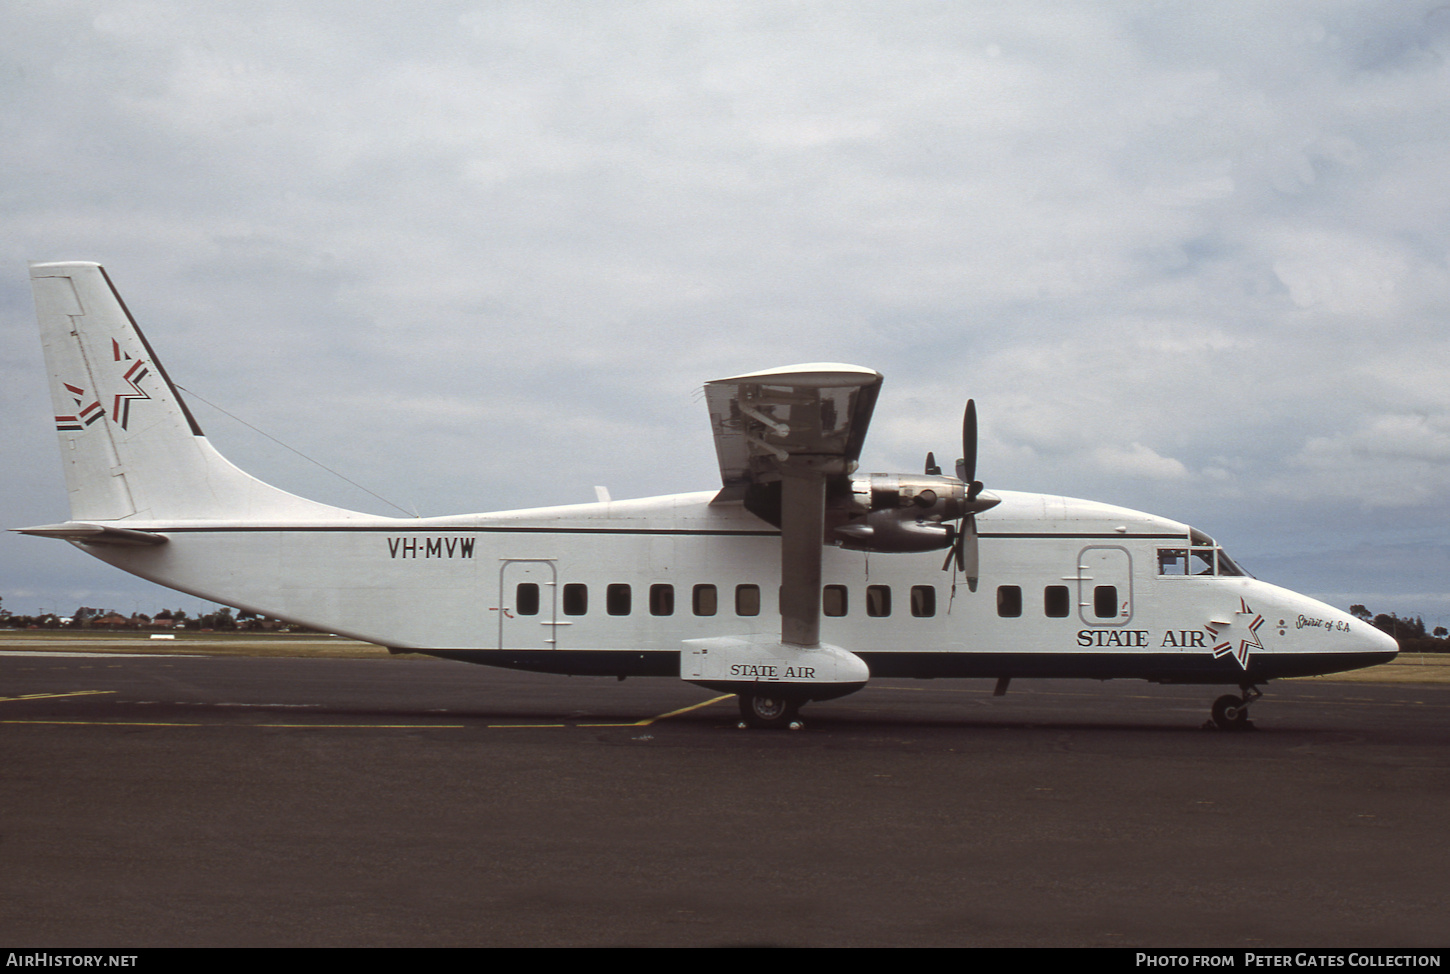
[943,398,986,591]
[962,513,979,592]
[961,399,977,490]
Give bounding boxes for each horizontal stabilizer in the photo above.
[13,522,168,546]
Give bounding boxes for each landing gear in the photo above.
[1209,686,1261,731]
[737,693,804,730]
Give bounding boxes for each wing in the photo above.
[703,364,882,648]
[704,363,882,490]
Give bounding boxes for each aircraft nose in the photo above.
[1362,620,1401,657]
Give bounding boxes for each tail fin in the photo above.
[29,262,362,523]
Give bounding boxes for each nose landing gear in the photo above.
[1209,685,1261,731]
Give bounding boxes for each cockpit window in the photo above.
[1158,537,1250,577]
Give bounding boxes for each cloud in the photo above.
[3,1,1448,614]
[1271,232,1410,317]
[1091,443,1190,481]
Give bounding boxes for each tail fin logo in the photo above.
[54,342,154,433]
[55,383,104,432]
[110,338,152,430]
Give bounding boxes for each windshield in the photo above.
[1157,532,1251,578]
[1215,549,1248,577]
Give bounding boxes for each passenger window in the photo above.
[1044,585,1070,618]
[563,583,588,616]
[910,585,936,618]
[735,584,760,617]
[692,584,717,616]
[606,583,631,616]
[1094,585,1118,619]
[997,585,1022,618]
[866,585,891,617]
[649,584,674,616]
[515,583,540,616]
[823,585,848,617]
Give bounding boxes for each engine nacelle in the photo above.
[831,473,967,553]
[833,511,953,552]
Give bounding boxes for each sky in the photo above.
[1,1,1447,627]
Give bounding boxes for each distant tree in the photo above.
[1435,627,1447,639]
[1350,605,1372,622]
[198,607,236,630]
[1373,613,1427,642]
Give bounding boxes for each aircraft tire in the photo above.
[738,693,801,729]
[1211,694,1249,731]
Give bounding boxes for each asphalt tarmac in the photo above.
[1,648,1447,947]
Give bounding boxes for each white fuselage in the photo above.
[76,488,1395,685]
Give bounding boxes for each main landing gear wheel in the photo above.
[738,693,803,730]
[1210,687,1260,731]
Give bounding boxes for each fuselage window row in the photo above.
[510,582,1101,620]
[522,581,1121,620]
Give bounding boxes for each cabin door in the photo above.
[498,558,561,650]
[1076,546,1134,627]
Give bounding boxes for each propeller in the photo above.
[942,400,987,592]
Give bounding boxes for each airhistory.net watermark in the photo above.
[6,956,138,967]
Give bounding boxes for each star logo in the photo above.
[110,339,152,430]
[54,341,154,433]
[1205,597,1265,670]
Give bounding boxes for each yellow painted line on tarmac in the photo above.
[240,722,467,728]
[0,694,736,730]
[578,693,735,727]
[0,690,115,703]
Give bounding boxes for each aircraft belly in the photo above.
[854,649,1396,683]
[422,649,682,677]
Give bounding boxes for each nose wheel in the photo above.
[1209,686,1261,731]
[737,693,804,730]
